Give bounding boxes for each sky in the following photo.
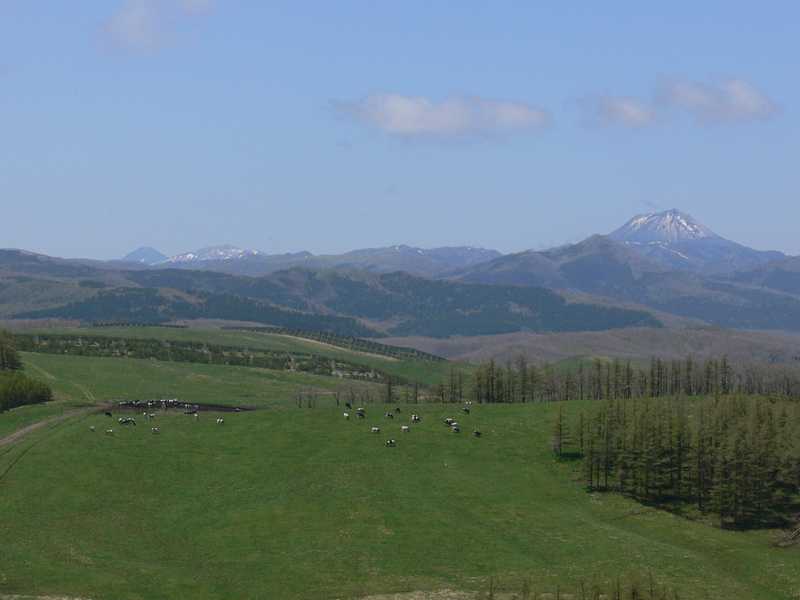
[1,2,798,259]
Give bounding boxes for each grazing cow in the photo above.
[384,412,394,419]
[385,439,396,447]
[148,413,156,420]
[462,406,470,414]
[216,418,225,425]
[357,412,366,419]
[473,430,482,437]
[411,414,421,423]
[104,411,112,418]
[343,412,350,420]
[89,426,96,432]
[452,425,461,433]
[105,429,114,435]
[401,425,410,433]
[371,426,381,433]
[151,427,160,434]
[444,418,454,426]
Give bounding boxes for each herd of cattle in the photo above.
[343,402,482,447]
[88,399,483,447]
[90,399,227,436]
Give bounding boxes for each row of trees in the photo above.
[0,330,52,412]
[0,330,22,371]
[0,372,53,412]
[482,573,680,600]
[464,356,800,404]
[555,396,800,529]
[14,333,392,383]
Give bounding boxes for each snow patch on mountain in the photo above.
[166,245,263,263]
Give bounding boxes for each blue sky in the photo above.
[1,2,797,259]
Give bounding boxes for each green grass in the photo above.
[0,400,90,440]
[0,396,798,599]
[25,326,469,385]
[20,352,382,408]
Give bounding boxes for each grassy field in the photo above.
[1,391,798,598]
[20,352,384,408]
[23,326,467,386]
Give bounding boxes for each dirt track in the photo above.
[0,406,100,449]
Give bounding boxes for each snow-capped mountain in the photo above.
[609,209,783,273]
[610,209,716,244]
[166,245,263,264]
[147,243,501,277]
[121,247,168,266]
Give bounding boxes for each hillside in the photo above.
[383,326,800,364]
[454,235,800,332]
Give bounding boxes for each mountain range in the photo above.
[4,209,800,337]
[121,243,502,278]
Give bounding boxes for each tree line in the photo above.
[223,326,446,362]
[554,396,800,529]
[0,331,52,412]
[457,356,800,404]
[0,330,22,371]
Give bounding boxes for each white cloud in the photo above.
[336,93,551,137]
[105,0,213,52]
[105,1,161,51]
[584,96,657,128]
[661,78,778,122]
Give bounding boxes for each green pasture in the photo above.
[1,397,797,599]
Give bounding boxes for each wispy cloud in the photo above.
[660,78,778,122]
[335,93,551,138]
[580,77,777,129]
[179,0,214,14]
[104,0,213,52]
[582,96,657,128]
